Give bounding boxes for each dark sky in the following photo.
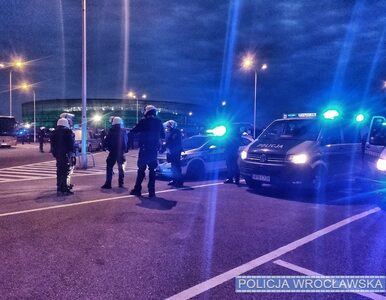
[0,0,385,126]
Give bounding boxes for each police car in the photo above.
[157,132,253,179]
[239,110,367,192]
[362,116,386,186]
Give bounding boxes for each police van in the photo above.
[239,110,366,192]
[362,116,386,186]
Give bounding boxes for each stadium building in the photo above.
[22,98,206,130]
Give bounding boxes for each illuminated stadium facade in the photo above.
[22,98,206,129]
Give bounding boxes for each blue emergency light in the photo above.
[206,125,227,136]
[322,109,340,120]
[355,113,365,122]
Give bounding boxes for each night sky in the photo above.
[0,0,385,126]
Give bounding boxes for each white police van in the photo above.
[157,133,253,179]
[362,116,386,186]
[239,110,366,192]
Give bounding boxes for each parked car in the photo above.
[157,134,253,179]
[73,129,103,152]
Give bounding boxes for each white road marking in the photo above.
[0,170,138,184]
[274,259,386,300]
[166,207,381,300]
[0,182,223,217]
[0,173,45,179]
[0,170,54,177]
[0,160,56,170]
[0,159,136,183]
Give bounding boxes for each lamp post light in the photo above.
[128,91,147,124]
[20,82,37,143]
[186,111,193,125]
[141,94,147,121]
[127,91,138,123]
[241,53,267,138]
[92,114,102,123]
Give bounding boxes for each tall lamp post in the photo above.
[0,59,25,116]
[241,53,267,138]
[80,0,88,169]
[9,59,25,116]
[20,82,37,143]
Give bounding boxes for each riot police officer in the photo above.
[101,117,128,189]
[38,127,45,152]
[51,118,75,195]
[224,125,242,185]
[130,105,165,198]
[164,120,183,187]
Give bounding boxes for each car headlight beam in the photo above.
[376,158,386,171]
[241,150,247,160]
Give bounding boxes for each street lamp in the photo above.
[128,91,147,123]
[241,53,267,138]
[92,114,102,123]
[19,82,37,143]
[9,58,25,116]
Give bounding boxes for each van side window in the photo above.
[321,126,342,145]
[342,126,361,143]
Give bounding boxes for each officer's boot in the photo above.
[101,181,112,189]
[148,168,156,198]
[118,177,124,188]
[130,167,145,196]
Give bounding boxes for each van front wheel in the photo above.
[309,166,327,193]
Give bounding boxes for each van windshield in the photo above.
[260,119,321,141]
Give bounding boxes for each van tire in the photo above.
[245,178,263,190]
[309,166,327,194]
[186,160,205,180]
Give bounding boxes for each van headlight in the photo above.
[376,159,386,171]
[241,150,247,160]
[288,153,308,164]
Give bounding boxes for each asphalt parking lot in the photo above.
[1,145,386,299]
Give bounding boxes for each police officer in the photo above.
[38,127,45,152]
[224,125,242,185]
[164,120,183,187]
[101,117,128,189]
[51,118,75,195]
[130,105,165,197]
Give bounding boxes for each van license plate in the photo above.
[252,174,270,182]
